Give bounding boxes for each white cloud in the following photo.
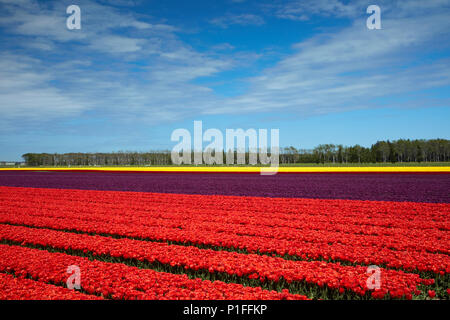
[0,0,449,134]
[205,9,450,115]
[274,0,365,20]
[0,54,89,124]
[211,43,235,51]
[0,0,175,52]
[273,0,450,21]
[88,35,144,53]
[210,14,265,28]
[0,0,235,131]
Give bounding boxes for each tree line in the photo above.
[278,139,450,164]
[22,138,450,166]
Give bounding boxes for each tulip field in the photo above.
[0,169,448,300]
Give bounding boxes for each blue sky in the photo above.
[0,0,449,160]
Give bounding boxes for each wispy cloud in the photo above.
[0,54,89,128]
[273,0,366,21]
[0,0,234,131]
[0,0,175,51]
[207,3,450,115]
[0,0,449,136]
[273,0,450,21]
[211,43,235,51]
[210,14,265,28]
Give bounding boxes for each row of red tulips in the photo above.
[3,187,448,233]
[2,187,448,252]
[0,223,432,299]
[1,209,448,274]
[5,199,448,254]
[0,244,308,300]
[10,211,450,262]
[0,272,102,300]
